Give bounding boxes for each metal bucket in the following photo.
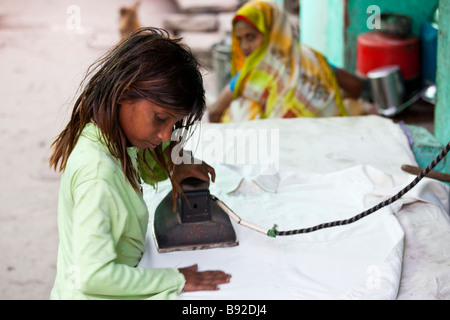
[368,65,405,117]
[212,39,231,96]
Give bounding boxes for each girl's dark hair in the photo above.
[49,27,205,192]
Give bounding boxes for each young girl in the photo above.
[208,0,363,123]
[49,27,230,299]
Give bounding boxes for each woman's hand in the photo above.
[208,85,233,123]
[178,264,231,292]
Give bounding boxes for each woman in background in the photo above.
[209,0,363,123]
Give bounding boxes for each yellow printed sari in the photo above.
[221,0,346,122]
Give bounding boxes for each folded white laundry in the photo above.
[215,163,281,194]
[139,165,449,299]
[140,117,449,299]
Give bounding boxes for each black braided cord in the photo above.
[274,141,450,236]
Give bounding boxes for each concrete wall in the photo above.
[435,1,450,174]
[344,0,439,72]
[300,0,344,67]
[300,0,449,173]
[301,0,439,70]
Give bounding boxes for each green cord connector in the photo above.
[267,224,278,238]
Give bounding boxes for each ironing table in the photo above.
[139,115,450,300]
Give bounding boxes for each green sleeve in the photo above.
[138,141,171,188]
[72,179,185,299]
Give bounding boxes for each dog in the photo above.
[118,2,181,40]
[118,2,142,39]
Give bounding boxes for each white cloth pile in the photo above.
[139,116,450,299]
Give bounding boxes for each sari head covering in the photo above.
[221,0,346,122]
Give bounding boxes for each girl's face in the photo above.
[119,99,185,149]
[234,20,264,57]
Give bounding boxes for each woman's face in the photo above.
[119,98,185,149]
[234,20,264,57]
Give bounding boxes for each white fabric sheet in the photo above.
[139,116,450,299]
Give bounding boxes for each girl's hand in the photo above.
[172,160,216,186]
[178,264,231,292]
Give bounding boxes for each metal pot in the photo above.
[368,65,405,117]
[380,13,412,37]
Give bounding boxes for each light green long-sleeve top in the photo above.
[50,123,185,300]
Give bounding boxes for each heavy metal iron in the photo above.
[153,177,238,253]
